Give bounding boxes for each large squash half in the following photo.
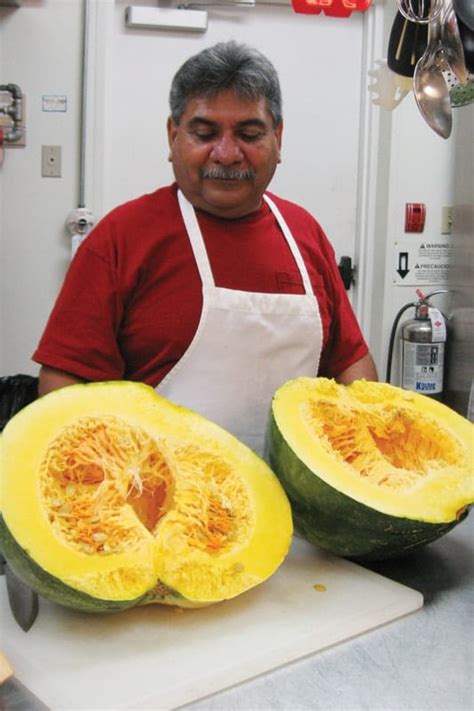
[0,382,292,611]
[265,377,473,561]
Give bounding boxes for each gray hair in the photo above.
[169,41,282,127]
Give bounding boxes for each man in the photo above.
[34,41,377,455]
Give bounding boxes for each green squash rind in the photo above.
[265,413,468,562]
[0,515,183,612]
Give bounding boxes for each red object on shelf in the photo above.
[291,0,371,17]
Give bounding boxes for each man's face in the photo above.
[167,90,283,219]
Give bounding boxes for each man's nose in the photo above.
[210,134,244,163]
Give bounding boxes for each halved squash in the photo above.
[0,382,292,611]
[265,377,473,561]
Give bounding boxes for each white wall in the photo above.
[0,0,470,384]
[379,90,469,384]
[1,0,83,373]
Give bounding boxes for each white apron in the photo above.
[156,189,323,456]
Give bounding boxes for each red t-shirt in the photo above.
[33,184,368,384]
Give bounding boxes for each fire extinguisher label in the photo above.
[428,307,447,343]
[402,342,445,394]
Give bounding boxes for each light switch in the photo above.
[441,206,452,235]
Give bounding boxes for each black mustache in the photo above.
[200,167,256,181]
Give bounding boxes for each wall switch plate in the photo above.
[441,206,452,235]
[41,145,61,177]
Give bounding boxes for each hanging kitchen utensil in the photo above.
[434,44,474,105]
[440,0,469,84]
[291,0,371,18]
[368,59,413,110]
[397,0,441,23]
[387,10,428,76]
[453,0,474,31]
[446,69,474,105]
[457,15,474,71]
[414,12,453,137]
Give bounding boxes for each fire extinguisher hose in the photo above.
[385,303,415,384]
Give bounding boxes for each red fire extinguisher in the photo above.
[386,289,448,400]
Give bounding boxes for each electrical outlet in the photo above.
[41,145,61,177]
[441,206,452,235]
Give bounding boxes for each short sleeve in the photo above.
[32,232,126,381]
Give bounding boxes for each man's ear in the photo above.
[275,120,283,164]
[167,116,178,161]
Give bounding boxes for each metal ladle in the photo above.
[414,12,453,138]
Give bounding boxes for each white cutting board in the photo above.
[1,538,423,710]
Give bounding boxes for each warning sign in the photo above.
[393,240,452,286]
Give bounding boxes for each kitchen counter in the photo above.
[184,514,474,711]
[1,515,473,711]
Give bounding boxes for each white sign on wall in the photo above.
[393,239,452,286]
[42,95,68,112]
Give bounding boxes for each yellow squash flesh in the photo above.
[266,377,473,561]
[1,382,292,608]
[271,378,473,522]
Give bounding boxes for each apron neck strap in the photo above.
[263,194,313,295]
[178,188,313,295]
[178,189,215,285]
